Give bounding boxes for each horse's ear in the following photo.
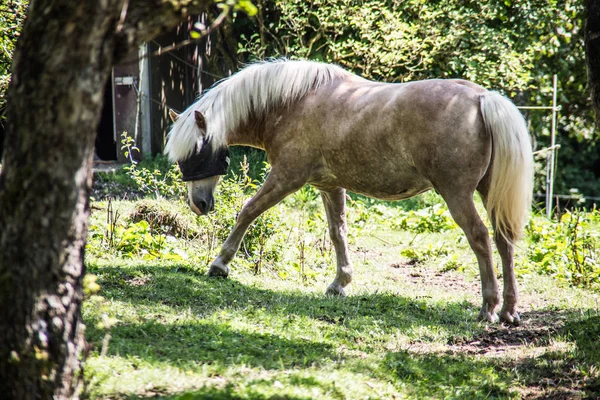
[195,111,207,136]
[168,109,180,122]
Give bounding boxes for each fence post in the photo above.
[545,74,558,219]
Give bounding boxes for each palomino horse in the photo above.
[165,59,533,325]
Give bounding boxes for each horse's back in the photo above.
[266,77,492,200]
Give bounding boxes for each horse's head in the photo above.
[168,109,230,216]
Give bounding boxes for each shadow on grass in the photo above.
[381,316,600,400]
[88,262,476,332]
[118,384,315,400]
[88,319,335,371]
[563,313,600,364]
[562,314,600,397]
[382,350,515,399]
[86,262,600,398]
[86,262,476,370]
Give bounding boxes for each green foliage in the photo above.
[393,203,457,233]
[114,220,187,260]
[384,351,516,399]
[89,218,188,261]
[228,146,267,181]
[215,156,284,272]
[129,199,199,238]
[87,197,189,261]
[234,0,258,16]
[0,0,28,112]
[523,209,600,291]
[240,1,578,93]
[236,0,598,200]
[401,245,450,266]
[121,132,187,198]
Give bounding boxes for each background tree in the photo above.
[0,0,235,397]
[0,0,28,157]
[234,0,599,205]
[586,0,600,130]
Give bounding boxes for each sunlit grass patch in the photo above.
[85,158,600,399]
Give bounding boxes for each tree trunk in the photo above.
[0,1,121,397]
[0,0,212,398]
[585,0,600,129]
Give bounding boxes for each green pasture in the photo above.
[84,156,600,399]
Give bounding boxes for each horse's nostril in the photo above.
[197,200,208,214]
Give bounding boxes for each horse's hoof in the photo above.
[500,309,521,326]
[478,308,499,324]
[325,284,347,297]
[208,264,229,278]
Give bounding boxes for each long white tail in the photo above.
[480,91,534,242]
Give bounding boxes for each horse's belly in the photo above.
[345,179,432,201]
[312,164,432,201]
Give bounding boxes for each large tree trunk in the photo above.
[586,0,600,129]
[0,0,211,397]
[0,1,120,397]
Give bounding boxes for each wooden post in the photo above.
[546,74,558,219]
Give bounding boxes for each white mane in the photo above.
[164,59,352,162]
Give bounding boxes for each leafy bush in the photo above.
[393,204,457,234]
[235,0,598,203]
[120,133,187,199]
[88,217,188,261]
[524,209,600,290]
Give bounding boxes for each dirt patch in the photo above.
[387,261,480,294]
[447,309,567,355]
[126,276,152,287]
[385,261,598,399]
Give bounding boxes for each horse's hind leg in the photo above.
[493,229,520,325]
[320,188,352,296]
[441,192,501,322]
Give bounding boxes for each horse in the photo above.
[164,59,534,325]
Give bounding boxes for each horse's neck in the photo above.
[223,115,268,150]
[225,125,266,150]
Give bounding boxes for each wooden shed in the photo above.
[95,17,235,163]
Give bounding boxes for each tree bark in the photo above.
[585,0,600,130]
[0,0,211,398]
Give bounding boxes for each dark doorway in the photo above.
[95,81,117,160]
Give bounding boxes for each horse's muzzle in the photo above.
[189,195,214,216]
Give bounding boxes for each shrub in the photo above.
[524,209,600,291]
[129,200,199,238]
[121,132,186,199]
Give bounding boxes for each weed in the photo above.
[401,244,450,265]
[121,132,186,198]
[392,203,457,233]
[524,209,600,290]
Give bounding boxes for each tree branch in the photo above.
[112,0,214,63]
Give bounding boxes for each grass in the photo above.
[84,166,600,399]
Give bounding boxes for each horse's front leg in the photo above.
[209,171,304,277]
[320,188,353,296]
